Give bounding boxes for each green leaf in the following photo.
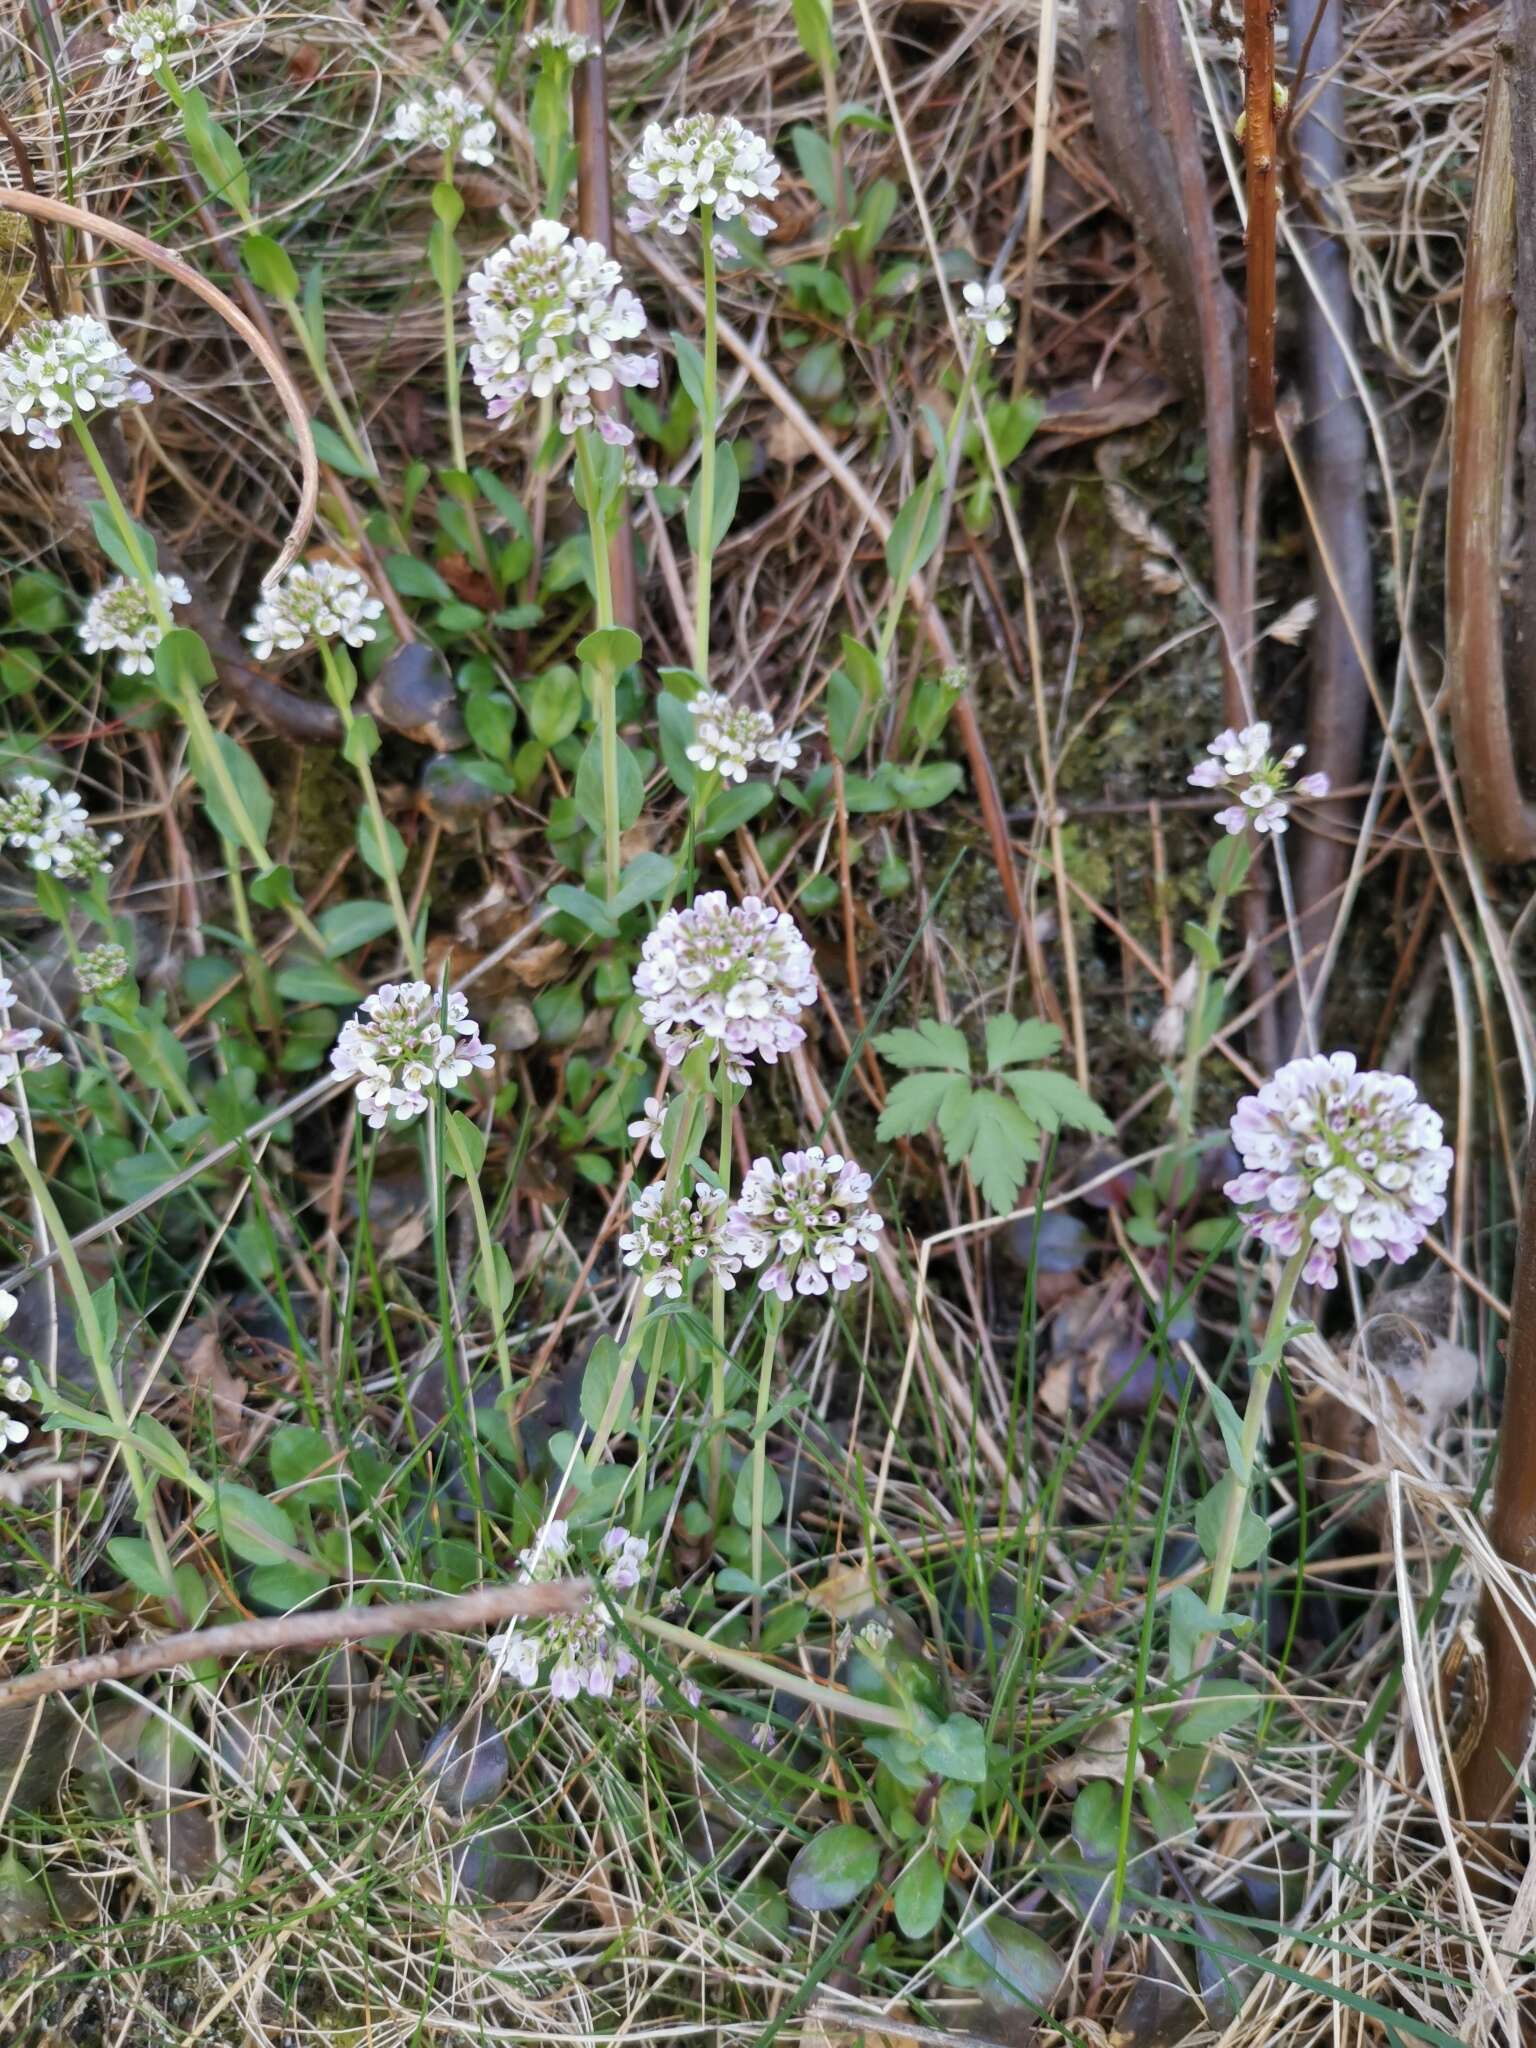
[10,571,68,632]
[1206,832,1251,896]
[90,501,157,582]
[525,665,583,747]
[1071,1780,1120,1862]
[193,730,274,857]
[732,1454,783,1530]
[790,0,835,69]
[872,1019,971,1072]
[1182,920,1221,970]
[698,780,771,843]
[611,851,677,915]
[573,734,645,838]
[579,1335,634,1438]
[198,1483,303,1566]
[268,1424,333,1494]
[428,214,463,297]
[342,710,380,768]
[179,86,250,215]
[356,809,406,881]
[275,960,364,1005]
[1004,1067,1113,1137]
[1170,1679,1261,1746]
[106,1535,176,1605]
[793,339,844,403]
[935,1075,982,1165]
[317,900,398,957]
[1138,1777,1195,1843]
[1194,1473,1269,1570]
[464,691,514,762]
[308,419,376,478]
[240,232,299,299]
[884,468,945,584]
[444,1108,488,1179]
[548,884,619,939]
[1205,1382,1249,1478]
[920,1713,988,1784]
[576,625,643,672]
[958,1917,1064,2010]
[893,1853,944,1940]
[984,1014,1062,1073]
[685,442,740,554]
[966,1093,1043,1212]
[786,1824,880,1911]
[246,1563,331,1611]
[384,554,455,603]
[672,331,708,412]
[249,864,296,910]
[875,1071,956,1143]
[827,666,876,761]
[789,125,838,210]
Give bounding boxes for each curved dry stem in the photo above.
[0,186,318,583]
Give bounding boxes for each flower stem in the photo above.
[9,1139,180,1606]
[693,207,719,678]
[748,1294,785,1613]
[708,1057,735,1525]
[1197,1245,1307,1654]
[575,431,621,902]
[633,1611,907,1729]
[318,642,421,974]
[1173,877,1234,1150]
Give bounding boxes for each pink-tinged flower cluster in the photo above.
[619,1180,743,1299]
[729,1145,883,1301]
[1188,722,1329,835]
[1225,1053,1451,1289]
[0,315,152,450]
[625,114,780,254]
[330,981,494,1129]
[0,776,121,883]
[486,1520,650,1702]
[0,978,61,1147]
[466,220,658,443]
[634,891,817,1083]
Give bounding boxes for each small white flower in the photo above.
[1188,722,1330,838]
[622,448,659,491]
[523,25,595,62]
[0,775,121,884]
[962,279,1013,350]
[105,0,198,78]
[467,219,658,443]
[0,1290,16,1329]
[626,1094,667,1160]
[244,561,384,662]
[729,1145,883,1302]
[77,943,131,995]
[634,890,818,1081]
[383,84,496,168]
[0,315,152,451]
[1226,1053,1452,1289]
[684,692,776,784]
[756,730,806,780]
[625,114,781,242]
[618,1180,743,1298]
[330,981,495,1129]
[79,573,190,677]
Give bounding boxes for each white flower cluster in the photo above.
[78,573,190,677]
[487,1520,649,1702]
[625,114,780,250]
[1188,722,1330,836]
[0,980,62,1146]
[523,25,595,62]
[1226,1052,1452,1290]
[244,561,384,662]
[383,85,496,168]
[0,1288,29,1453]
[77,943,131,995]
[0,776,121,884]
[0,315,152,451]
[466,220,658,443]
[729,1145,883,1302]
[619,1180,742,1299]
[330,981,495,1129]
[962,280,1014,350]
[633,891,818,1082]
[106,0,198,78]
[685,692,801,784]
[622,449,659,491]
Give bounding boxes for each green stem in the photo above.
[693,209,719,678]
[575,432,621,902]
[319,643,420,973]
[460,1163,516,1408]
[748,1295,785,1610]
[874,337,986,679]
[1174,879,1233,1148]
[222,838,281,1032]
[708,1058,734,1525]
[585,1289,652,1472]
[9,1141,180,1603]
[1199,1246,1307,1640]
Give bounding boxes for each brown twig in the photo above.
[569,0,637,633]
[1286,0,1373,1013]
[1445,49,1536,862]
[1506,4,1536,780]
[1458,1107,1536,1820]
[0,1580,588,1713]
[0,187,318,583]
[1242,0,1280,440]
[0,106,61,318]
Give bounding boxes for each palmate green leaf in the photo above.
[984,1013,1061,1073]
[965,1093,1042,1213]
[871,1018,971,1073]
[935,1075,983,1166]
[874,1071,954,1143]
[1003,1066,1114,1139]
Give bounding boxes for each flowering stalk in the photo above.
[70,416,326,953]
[317,640,421,975]
[8,1136,181,1608]
[573,434,622,899]
[694,207,719,676]
[746,1293,784,1601]
[708,1056,735,1521]
[433,170,470,474]
[1172,842,1243,1150]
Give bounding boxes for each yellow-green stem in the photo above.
[575,432,621,901]
[748,1295,785,1614]
[693,209,719,677]
[708,1058,734,1524]
[319,643,420,973]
